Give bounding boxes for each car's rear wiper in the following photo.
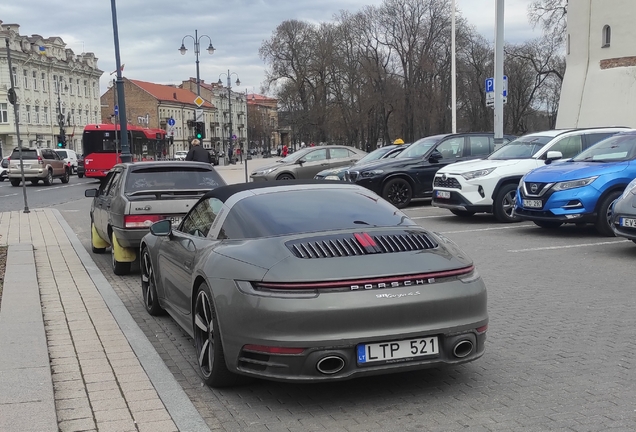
[126,189,209,198]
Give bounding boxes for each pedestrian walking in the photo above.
[281,144,288,157]
[185,139,211,163]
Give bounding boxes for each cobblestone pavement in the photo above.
[57,189,636,431]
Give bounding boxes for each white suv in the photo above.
[431,127,631,222]
[54,149,79,174]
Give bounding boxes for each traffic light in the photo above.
[195,122,205,140]
[56,135,66,148]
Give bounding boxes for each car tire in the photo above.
[493,184,521,223]
[43,169,53,186]
[111,233,131,275]
[61,168,70,184]
[276,173,295,181]
[595,191,622,237]
[31,179,40,185]
[533,221,563,229]
[193,282,240,388]
[91,223,106,254]
[383,178,413,209]
[78,173,84,178]
[141,247,165,316]
[450,209,475,217]
[10,178,20,187]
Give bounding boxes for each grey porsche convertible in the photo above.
[140,181,488,387]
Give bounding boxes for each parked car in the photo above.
[140,181,488,387]
[175,151,188,161]
[54,149,79,174]
[7,147,70,186]
[515,131,636,236]
[610,177,636,244]
[314,144,410,181]
[85,161,226,275]
[432,127,630,222]
[207,149,220,166]
[250,145,367,181]
[77,155,85,178]
[346,133,516,208]
[0,157,8,181]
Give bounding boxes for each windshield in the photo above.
[10,149,38,160]
[572,134,636,163]
[488,136,552,160]
[221,189,417,238]
[125,166,225,192]
[398,137,441,158]
[356,147,397,165]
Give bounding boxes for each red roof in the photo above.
[130,79,214,108]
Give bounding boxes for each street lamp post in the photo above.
[110,0,131,163]
[179,30,215,97]
[218,70,240,164]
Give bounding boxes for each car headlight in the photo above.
[552,176,598,192]
[253,167,279,176]
[461,168,496,180]
[360,170,384,177]
[620,178,636,198]
[324,175,340,180]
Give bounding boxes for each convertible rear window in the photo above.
[125,166,224,192]
[10,149,38,160]
[220,189,418,239]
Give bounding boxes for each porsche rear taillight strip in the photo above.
[255,265,475,290]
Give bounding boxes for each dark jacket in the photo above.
[185,145,211,163]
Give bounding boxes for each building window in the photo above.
[35,106,40,124]
[41,73,47,92]
[71,108,75,124]
[84,80,88,97]
[23,70,29,88]
[33,71,38,90]
[85,110,89,125]
[43,107,49,124]
[0,103,8,123]
[53,75,58,92]
[602,25,611,48]
[12,67,18,86]
[25,105,31,123]
[69,81,74,95]
[77,79,81,96]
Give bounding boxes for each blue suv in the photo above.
[514,131,636,236]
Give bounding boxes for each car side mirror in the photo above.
[84,188,98,198]
[297,159,306,165]
[428,150,443,163]
[544,150,563,165]
[150,219,172,237]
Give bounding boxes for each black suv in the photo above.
[345,133,515,208]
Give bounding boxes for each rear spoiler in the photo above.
[125,189,209,198]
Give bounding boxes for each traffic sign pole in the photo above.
[494,0,505,146]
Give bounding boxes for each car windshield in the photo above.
[221,188,418,238]
[572,134,636,163]
[397,137,441,158]
[10,149,38,160]
[125,166,225,192]
[56,150,68,158]
[355,147,396,165]
[487,136,552,160]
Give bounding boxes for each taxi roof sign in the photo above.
[194,96,205,107]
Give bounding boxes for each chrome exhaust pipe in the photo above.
[316,356,345,375]
[453,340,474,358]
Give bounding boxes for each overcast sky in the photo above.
[1,0,539,96]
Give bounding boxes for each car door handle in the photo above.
[184,261,192,269]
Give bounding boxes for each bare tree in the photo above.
[528,0,568,45]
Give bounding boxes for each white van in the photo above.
[54,149,79,174]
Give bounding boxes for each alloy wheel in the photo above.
[388,182,410,206]
[502,190,516,218]
[194,290,215,378]
[141,250,155,310]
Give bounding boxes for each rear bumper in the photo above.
[112,227,147,248]
[214,277,488,382]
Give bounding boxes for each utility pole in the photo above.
[110,0,130,162]
[493,0,505,147]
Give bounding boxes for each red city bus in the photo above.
[82,124,167,179]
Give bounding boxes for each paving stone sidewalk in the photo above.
[0,209,208,432]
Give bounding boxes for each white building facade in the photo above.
[557,0,636,128]
[0,21,103,157]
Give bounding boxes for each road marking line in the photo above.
[0,193,19,198]
[440,225,531,234]
[508,240,629,253]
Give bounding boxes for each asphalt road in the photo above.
[50,175,636,432]
[0,175,100,212]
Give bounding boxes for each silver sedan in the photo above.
[250,145,367,181]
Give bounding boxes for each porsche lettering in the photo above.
[350,278,432,291]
